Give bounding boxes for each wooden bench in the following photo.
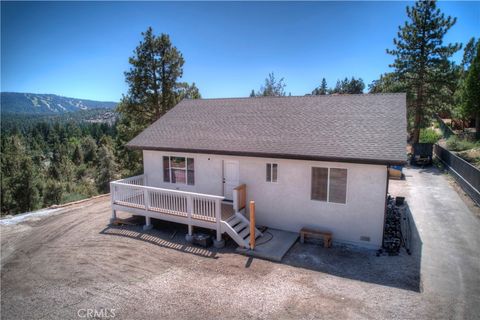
[300,227,332,248]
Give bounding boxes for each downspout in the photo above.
[381,165,390,248]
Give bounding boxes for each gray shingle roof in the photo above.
[127,93,407,165]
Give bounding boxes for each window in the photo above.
[163,156,194,185]
[266,163,278,182]
[311,167,347,204]
[311,167,328,201]
[329,168,347,203]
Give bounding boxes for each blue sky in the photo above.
[1,1,479,102]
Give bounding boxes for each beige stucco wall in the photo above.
[143,150,388,248]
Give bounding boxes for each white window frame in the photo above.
[311,167,348,205]
[266,163,278,183]
[163,155,195,186]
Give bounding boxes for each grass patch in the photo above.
[457,148,480,168]
[446,136,479,152]
[419,128,442,144]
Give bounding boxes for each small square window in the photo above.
[266,163,278,182]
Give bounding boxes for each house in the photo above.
[110,93,406,249]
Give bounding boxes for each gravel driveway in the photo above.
[1,166,479,319]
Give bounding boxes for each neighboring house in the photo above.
[110,94,406,249]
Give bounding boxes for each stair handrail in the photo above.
[233,184,246,212]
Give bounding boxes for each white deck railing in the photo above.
[110,175,224,223]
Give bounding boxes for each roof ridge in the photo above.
[184,92,406,101]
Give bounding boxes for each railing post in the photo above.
[213,198,225,248]
[144,187,150,211]
[110,182,117,224]
[249,201,255,250]
[186,195,194,242]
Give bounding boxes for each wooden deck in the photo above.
[110,174,250,247]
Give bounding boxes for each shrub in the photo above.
[419,128,442,144]
[446,136,479,151]
[457,148,480,168]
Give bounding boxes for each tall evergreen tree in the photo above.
[369,73,406,93]
[460,43,480,138]
[319,78,328,95]
[0,135,25,214]
[81,136,98,164]
[387,0,461,143]
[249,89,256,97]
[312,78,328,95]
[72,144,84,166]
[96,144,119,194]
[11,156,43,213]
[256,73,286,97]
[461,37,479,70]
[331,77,365,94]
[120,27,185,124]
[116,27,200,175]
[177,82,202,99]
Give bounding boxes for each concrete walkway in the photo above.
[237,228,299,262]
[389,166,480,319]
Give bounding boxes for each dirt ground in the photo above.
[1,167,479,319]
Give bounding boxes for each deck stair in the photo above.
[222,213,262,248]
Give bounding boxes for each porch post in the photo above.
[213,198,225,248]
[110,209,117,224]
[185,195,194,242]
[109,182,117,224]
[143,216,153,231]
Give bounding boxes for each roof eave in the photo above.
[127,144,406,166]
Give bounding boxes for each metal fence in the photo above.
[433,144,480,205]
[435,115,455,139]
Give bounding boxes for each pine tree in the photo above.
[319,78,328,95]
[43,180,64,207]
[369,73,406,93]
[116,27,199,175]
[461,43,480,138]
[257,73,286,96]
[461,37,479,70]
[81,136,98,164]
[11,156,43,213]
[1,135,25,214]
[249,89,256,97]
[312,78,328,95]
[72,144,84,166]
[177,82,202,99]
[387,0,461,143]
[96,144,119,194]
[119,27,186,126]
[331,77,364,94]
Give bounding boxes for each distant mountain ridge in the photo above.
[0,92,118,114]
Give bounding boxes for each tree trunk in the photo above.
[476,111,480,140]
[412,85,424,144]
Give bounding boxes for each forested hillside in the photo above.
[1,92,117,113]
[0,113,120,215]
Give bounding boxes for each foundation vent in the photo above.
[360,236,371,242]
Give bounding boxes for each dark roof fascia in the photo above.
[128,145,406,166]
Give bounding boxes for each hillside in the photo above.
[1,108,117,134]
[0,92,117,114]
